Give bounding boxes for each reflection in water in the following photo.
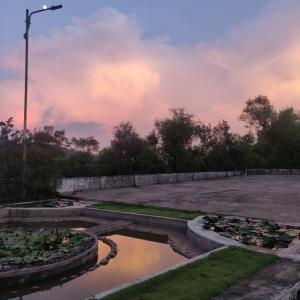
[8,234,186,300]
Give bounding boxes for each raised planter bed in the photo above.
[0,229,98,287]
[202,215,300,250]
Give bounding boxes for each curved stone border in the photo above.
[51,237,118,284]
[87,237,118,271]
[99,237,117,262]
[0,232,98,288]
[187,216,246,250]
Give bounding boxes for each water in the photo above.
[5,233,187,300]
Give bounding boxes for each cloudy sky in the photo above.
[0,0,299,145]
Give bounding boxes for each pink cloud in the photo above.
[1,2,300,145]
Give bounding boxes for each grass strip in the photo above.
[99,246,278,300]
[90,201,203,220]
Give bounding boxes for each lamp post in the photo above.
[22,5,62,199]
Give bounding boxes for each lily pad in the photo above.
[0,229,92,271]
[203,215,300,249]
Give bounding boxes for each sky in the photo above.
[0,0,300,145]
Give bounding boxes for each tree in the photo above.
[96,122,164,175]
[239,95,276,132]
[256,107,300,168]
[62,151,96,178]
[25,126,68,199]
[195,120,254,170]
[71,136,99,153]
[0,118,23,202]
[0,117,15,141]
[146,130,159,149]
[155,108,198,172]
[111,122,141,157]
[0,121,68,202]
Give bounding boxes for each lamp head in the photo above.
[49,5,63,10]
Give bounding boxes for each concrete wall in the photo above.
[57,177,101,193]
[8,207,83,219]
[0,208,9,218]
[177,173,194,182]
[158,173,178,184]
[57,169,300,194]
[134,174,159,186]
[57,171,238,193]
[101,175,134,190]
[7,207,187,232]
[245,169,300,175]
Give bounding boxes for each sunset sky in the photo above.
[1,0,299,145]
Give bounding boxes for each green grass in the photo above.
[90,201,203,220]
[99,247,278,300]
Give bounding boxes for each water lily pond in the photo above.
[0,229,92,271]
[1,230,186,300]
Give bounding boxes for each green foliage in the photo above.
[155,108,199,172]
[0,122,67,202]
[0,118,23,202]
[62,151,96,177]
[257,107,300,168]
[241,103,300,168]
[239,95,276,131]
[101,247,277,300]
[0,120,101,201]
[0,229,89,269]
[196,121,255,170]
[203,215,300,249]
[96,122,165,175]
[71,136,99,153]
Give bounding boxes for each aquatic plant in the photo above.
[203,215,300,249]
[0,229,92,270]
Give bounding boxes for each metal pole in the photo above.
[23,9,30,200]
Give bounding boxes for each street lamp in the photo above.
[22,4,62,199]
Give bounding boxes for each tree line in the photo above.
[1,96,300,202]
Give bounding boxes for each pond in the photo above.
[3,232,187,300]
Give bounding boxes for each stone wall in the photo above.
[57,169,300,194]
[57,170,243,193]
[58,177,101,193]
[134,174,159,186]
[101,176,134,190]
[158,173,178,184]
[245,169,300,175]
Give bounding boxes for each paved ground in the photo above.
[75,175,300,223]
[213,258,300,300]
